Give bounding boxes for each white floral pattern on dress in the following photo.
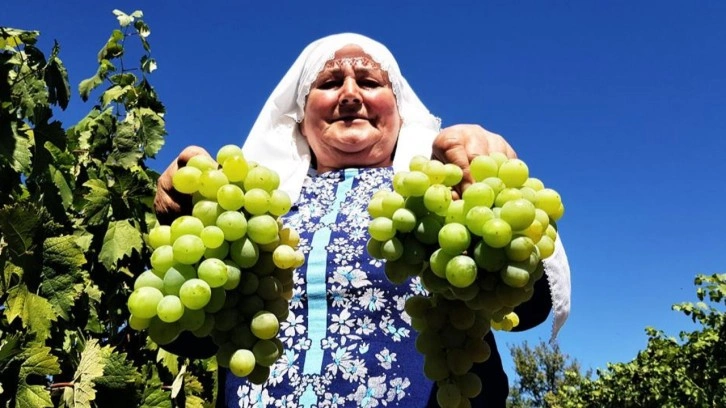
[228,168,433,407]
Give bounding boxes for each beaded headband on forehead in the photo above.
[323,56,378,69]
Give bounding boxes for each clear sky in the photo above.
[6,0,726,382]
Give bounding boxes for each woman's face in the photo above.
[300,45,401,173]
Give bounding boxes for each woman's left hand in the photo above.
[431,124,517,198]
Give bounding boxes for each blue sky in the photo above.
[7,0,726,381]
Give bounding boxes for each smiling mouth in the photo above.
[335,116,367,122]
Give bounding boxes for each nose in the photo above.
[339,77,361,106]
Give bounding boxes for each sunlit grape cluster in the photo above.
[366,153,564,408]
[127,145,304,384]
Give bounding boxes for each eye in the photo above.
[317,79,342,90]
[358,79,381,88]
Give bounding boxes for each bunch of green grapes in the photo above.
[126,145,304,384]
[366,153,563,408]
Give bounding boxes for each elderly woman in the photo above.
[155,33,570,408]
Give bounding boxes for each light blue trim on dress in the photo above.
[299,169,358,408]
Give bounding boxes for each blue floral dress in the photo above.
[225,167,434,407]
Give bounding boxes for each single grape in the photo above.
[445,255,478,288]
[368,217,396,242]
[178,307,206,331]
[442,163,464,187]
[156,295,185,323]
[244,165,280,192]
[250,311,279,340]
[409,155,429,172]
[147,318,181,345]
[179,278,212,310]
[244,188,271,215]
[170,215,204,242]
[186,155,218,171]
[499,198,536,231]
[197,258,229,288]
[253,339,280,367]
[198,169,229,199]
[172,166,202,194]
[470,155,499,181]
[192,199,224,227]
[462,182,495,210]
[481,218,513,248]
[380,237,404,261]
[147,225,171,249]
[230,237,260,268]
[269,190,292,217]
[134,270,164,291]
[127,287,164,319]
[216,211,248,241]
[229,349,256,377]
[150,245,175,276]
[438,223,471,255]
[272,244,298,269]
[445,200,467,225]
[464,206,495,237]
[381,191,406,218]
[200,225,225,249]
[247,214,279,245]
[128,314,150,331]
[423,159,447,184]
[217,184,245,211]
[402,171,431,197]
[216,144,244,166]
[498,158,529,188]
[222,155,249,182]
[500,264,530,288]
[535,188,562,218]
[424,184,452,215]
[172,234,206,265]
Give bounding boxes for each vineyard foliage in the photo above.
[0,10,217,408]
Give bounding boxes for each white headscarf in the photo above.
[241,32,570,341]
[242,33,441,203]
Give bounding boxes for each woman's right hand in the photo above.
[154,145,214,225]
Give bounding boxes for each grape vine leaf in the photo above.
[98,219,144,270]
[5,284,57,340]
[16,346,60,408]
[93,350,142,389]
[0,204,39,258]
[41,236,87,318]
[70,339,107,407]
[82,179,112,226]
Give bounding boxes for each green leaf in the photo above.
[156,348,179,377]
[78,74,103,102]
[5,284,58,341]
[0,203,39,258]
[43,235,87,270]
[101,84,131,107]
[45,41,70,110]
[82,179,111,226]
[94,351,141,389]
[15,384,53,408]
[70,339,107,407]
[19,346,61,378]
[137,108,166,157]
[40,268,84,320]
[0,123,33,174]
[98,219,144,270]
[0,333,23,364]
[3,261,24,291]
